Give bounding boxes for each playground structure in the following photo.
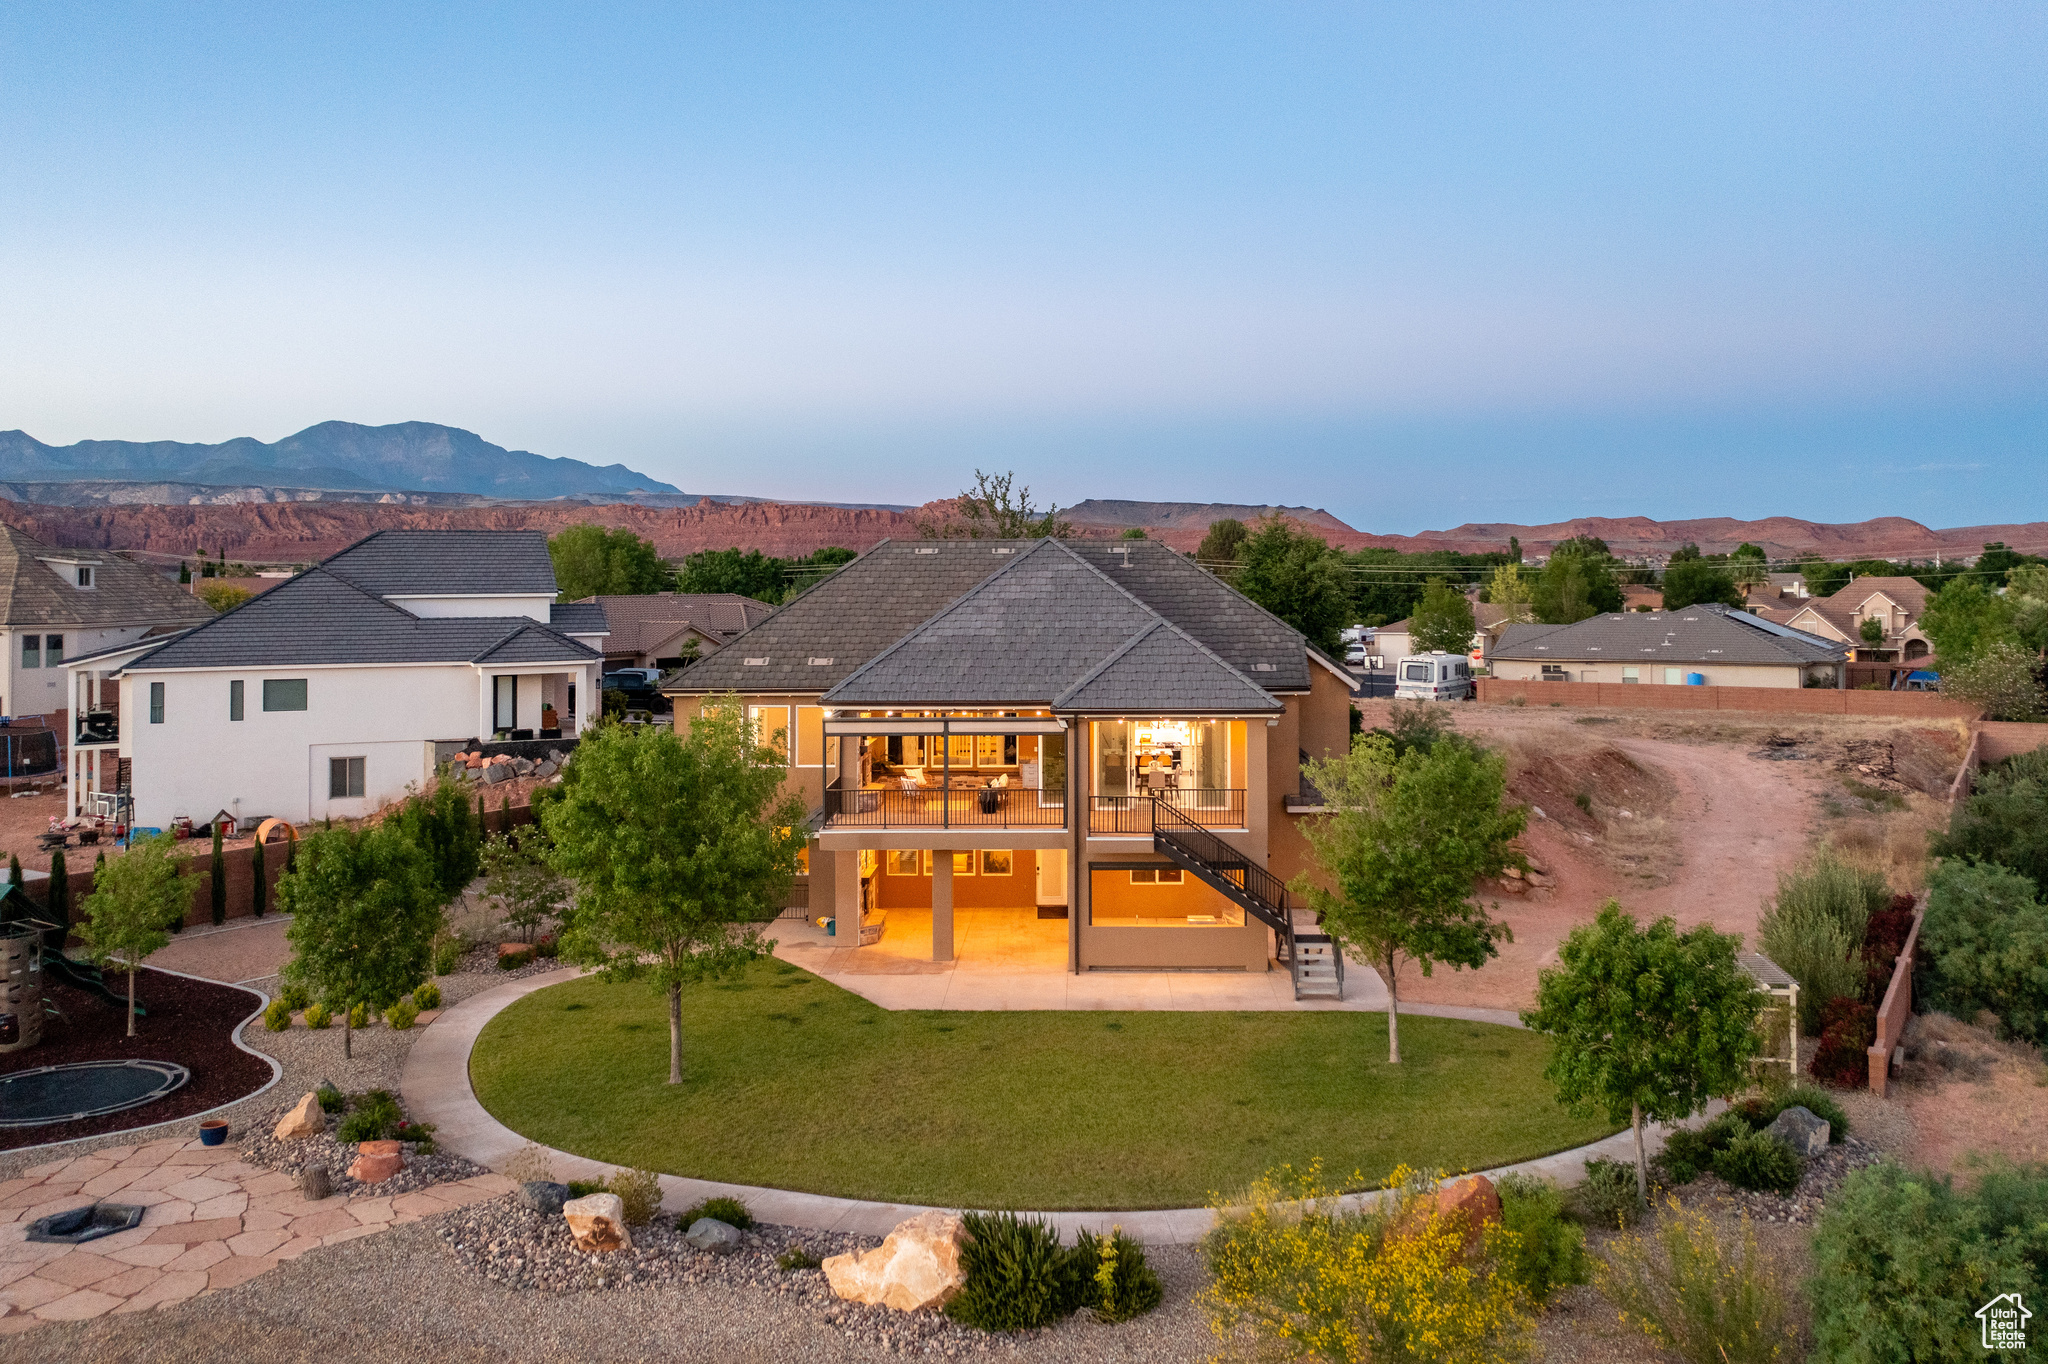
[0,882,141,1055]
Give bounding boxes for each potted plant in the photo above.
[197,1118,229,1146]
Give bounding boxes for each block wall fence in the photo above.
[1473,676,1982,720]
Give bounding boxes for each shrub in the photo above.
[1656,1113,1751,1185]
[303,1002,332,1030]
[1075,1225,1163,1324]
[280,982,310,1011]
[566,1179,607,1198]
[431,933,463,976]
[1757,1086,1849,1143]
[600,1168,661,1225]
[1494,1174,1589,1306]
[503,1142,554,1185]
[316,1081,345,1113]
[1940,640,2048,721]
[678,1196,753,1231]
[1933,748,2048,894]
[1199,1164,1533,1360]
[1809,996,1877,1087]
[1712,1131,1803,1195]
[338,1091,402,1143]
[393,1117,436,1152]
[1860,906,1918,1003]
[384,999,419,1030]
[1596,1198,1799,1364]
[347,1001,370,1030]
[946,1211,1090,1332]
[1811,1160,2048,1362]
[1759,851,1886,1034]
[777,1246,823,1271]
[533,934,560,959]
[1919,859,2048,1044]
[1575,1157,1647,1227]
[497,946,536,970]
[412,981,442,1010]
[263,999,293,1031]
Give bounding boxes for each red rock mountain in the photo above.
[0,497,2039,567]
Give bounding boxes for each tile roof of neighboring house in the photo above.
[822,541,1282,712]
[548,601,611,636]
[1491,605,1843,667]
[321,529,558,597]
[578,593,770,656]
[110,531,597,672]
[1829,575,1931,618]
[0,525,214,630]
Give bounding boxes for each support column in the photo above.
[833,850,862,950]
[931,850,954,962]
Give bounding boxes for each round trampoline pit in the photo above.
[0,1059,190,1127]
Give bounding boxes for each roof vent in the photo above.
[743,657,770,666]
[807,657,834,666]
[914,547,940,555]
[992,547,1014,555]
[1251,663,1277,672]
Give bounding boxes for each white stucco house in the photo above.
[64,530,608,827]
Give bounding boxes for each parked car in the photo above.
[1393,652,1474,701]
[1344,643,1369,665]
[601,668,670,714]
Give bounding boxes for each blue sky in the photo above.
[1,3,2042,531]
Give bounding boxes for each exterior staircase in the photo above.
[1150,800,1343,1000]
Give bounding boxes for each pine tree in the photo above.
[178,561,191,584]
[209,820,227,925]
[8,854,22,894]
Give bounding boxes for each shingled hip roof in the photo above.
[1491,606,1843,667]
[0,525,214,630]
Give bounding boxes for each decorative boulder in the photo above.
[1764,1105,1830,1158]
[563,1193,633,1253]
[683,1217,743,1255]
[520,1181,571,1216]
[823,1211,969,1312]
[273,1091,325,1140]
[348,1138,405,1184]
[1402,1175,1503,1251]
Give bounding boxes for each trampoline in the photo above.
[0,1059,189,1127]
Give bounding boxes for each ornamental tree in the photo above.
[1522,902,1763,1200]
[75,832,184,1036]
[278,823,442,1059]
[1410,577,1477,656]
[480,824,566,944]
[1297,732,1523,1064]
[543,700,807,1084]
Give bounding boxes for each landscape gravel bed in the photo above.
[238,1098,489,1197]
[445,942,565,981]
[1683,1133,1886,1226]
[439,1198,1164,1358]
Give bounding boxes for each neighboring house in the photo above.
[0,525,214,726]
[1782,576,1934,663]
[663,538,1354,976]
[1490,605,1844,689]
[1371,620,1412,662]
[1620,584,1664,612]
[578,592,775,672]
[65,531,608,827]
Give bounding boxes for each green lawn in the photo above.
[470,961,1615,1210]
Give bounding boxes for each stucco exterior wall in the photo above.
[1489,659,1808,689]
[10,625,152,720]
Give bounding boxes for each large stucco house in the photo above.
[64,531,607,827]
[1780,576,1934,665]
[663,537,1354,988]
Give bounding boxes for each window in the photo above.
[886,850,921,876]
[149,681,164,724]
[747,705,791,763]
[262,679,308,711]
[1129,868,1185,885]
[1622,667,1639,684]
[974,734,1011,767]
[329,756,366,798]
[19,636,37,670]
[1663,668,1682,685]
[1401,662,1431,681]
[75,566,93,589]
[947,734,975,768]
[980,850,1013,876]
[43,636,61,666]
[923,850,974,876]
[230,680,244,721]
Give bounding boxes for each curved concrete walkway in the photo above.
[403,969,1686,1244]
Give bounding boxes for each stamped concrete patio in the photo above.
[0,1135,514,1332]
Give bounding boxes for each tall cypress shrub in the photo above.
[47,847,68,923]
[209,820,227,925]
[251,835,266,918]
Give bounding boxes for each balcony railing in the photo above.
[823,782,1066,830]
[1090,788,1247,834]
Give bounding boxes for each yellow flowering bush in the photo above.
[1199,1162,1533,1363]
[1594,1197,1795,1364]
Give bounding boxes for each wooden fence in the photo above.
[1868,903,1926,1099]
[1475,677,1981,719]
